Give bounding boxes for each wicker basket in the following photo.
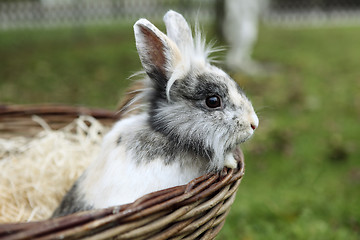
[0,104,245,240]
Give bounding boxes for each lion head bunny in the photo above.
[52,10,259,217]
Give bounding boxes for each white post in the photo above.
[223,0,265,74]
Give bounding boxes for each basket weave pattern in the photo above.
[0,105,245,240]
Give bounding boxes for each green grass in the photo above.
[0,24,359,239]
[0,24,139,108]
[219,26,360,240]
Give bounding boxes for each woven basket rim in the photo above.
[0,103,118,119]
[0,104,245,240]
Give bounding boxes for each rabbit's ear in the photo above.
[134,19,181,89]
[163,10,193,52]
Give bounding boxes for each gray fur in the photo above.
[145,69,251,171]
[52,180,92,218]
[123,122,210,169]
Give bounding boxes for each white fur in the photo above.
[164,10,194,58]
[80,113,204,207]
[224,152,237,169]
[163,11,219,74]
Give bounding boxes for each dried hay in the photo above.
[0,115,108,223]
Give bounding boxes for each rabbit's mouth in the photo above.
[235,139,246,146]
[235,133,253,146]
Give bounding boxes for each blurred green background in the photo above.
[1,6,360,240]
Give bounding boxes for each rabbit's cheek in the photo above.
[235,120,244,129]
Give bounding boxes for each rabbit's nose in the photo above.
[250,112,259,130]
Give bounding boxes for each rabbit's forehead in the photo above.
[194,71,247,105]
[226,80,248,107]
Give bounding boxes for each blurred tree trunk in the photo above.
[215,0,225,42]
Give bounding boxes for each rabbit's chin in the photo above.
[235,138,249,146]
[235,132,254,145]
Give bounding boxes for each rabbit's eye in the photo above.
[205,95,221,109]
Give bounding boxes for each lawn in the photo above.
[0,22,359,239]
[0,24,139,108]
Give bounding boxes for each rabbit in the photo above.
[52,10,259,218]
